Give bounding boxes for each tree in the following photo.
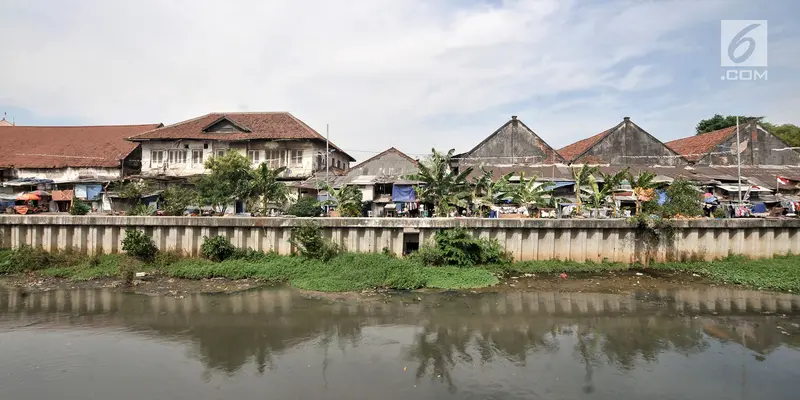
[407,148,473,217]
[628,171,658,215]
[696,114,762,134]
[511,172,554,217]
[322,184,363,217]
[662,177,703,217]
[570,165,598,214]
[470,168,513,217]
[585,174,609,212]
[196,151,253,214]
[600,167,630,217]
[762,122,800,147]
[286,196,321,217]
[161,186,198,216]
[250,163,288,216]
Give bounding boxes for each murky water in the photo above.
[1,287,799,400]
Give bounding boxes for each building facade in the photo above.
[455,116,564,169]
[129,112,354,180]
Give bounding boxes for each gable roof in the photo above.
[0,124,162,169]
[665,125,741,162]
[129,112,355,161]
[462,117,564,163]
[557,127,615,162]
[349,147,418,170]
[558,118,687,164]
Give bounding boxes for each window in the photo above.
[291,150,304,166]
[203,142,209,149]
[266,150,286,167]
[192,149,204,165]
[248,150,261,164]
[151,150,165,165]
[336,159,341,169]
[216,149,226,158]
[168,149,187,164]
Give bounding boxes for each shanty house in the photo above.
[558,117,687,166]
[339,147,420,217]
[128,112,354,180]
[455,116,564,170]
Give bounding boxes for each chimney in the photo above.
[511,115,517,120]
[623,116,630,121]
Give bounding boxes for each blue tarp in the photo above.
[704,196,718,204]
[752,202,767,213]
[86,184,102,201]
[657,190,667,205]
[543,181,573,190]
[392,185,416,202]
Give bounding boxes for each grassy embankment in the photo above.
[1,247,799,292]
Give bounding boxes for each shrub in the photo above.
[408,242,446,266]
[417,228,511,267]
[129,203,156,216]
[285,196,321,217]
[161,186,197,216]
[122,229,158,263]
[69,197,90,215]
[201,235,236,262]
[231,247,277,262]
[662,178,703,218]
[289,221,340,261]
[0,246,52,273]
[154,250,184,268]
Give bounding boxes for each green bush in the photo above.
[122,229,158,263]
[161,186,197,216]
[69,197,90,215]
[129,203,156,216]
[662,178,703,217]
[0,246,86,274]
[231,247,277,262]
[285,196,321,217]
[154,250,184,268]
[289,221,340,261]
[201,235,236,262]
[412,228,511,267]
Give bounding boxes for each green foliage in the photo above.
[289,221,340,260]
[110,180,153,200]
[154,251,184,268]
[599,168,630,216]
[696,114,761,134]
[407,148,473,217]
[321,184,363,217]
[196,151,253,214]
[628,171,658,215]
[121,229,158,263]
[250,164,288,216]
[286,196,321,217]
[0,248,136,281]
[129,202,156,216]
[662,178,703,217]
[69,197,90,215]
[570,165,598,214]
[471,168,513,216]
[486,259,630,275]
[763,122,800,147]
[420,266,498,289]
[200,235,236,262]
[653,255,800,292]
[410,228,511,267]
[161,186,197,216]
[511,172,554,214]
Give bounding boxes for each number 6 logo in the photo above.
[721,20,767,67]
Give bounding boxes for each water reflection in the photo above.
[1,286,799,397]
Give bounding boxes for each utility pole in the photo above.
[736,117,742,206]
[326,124,330,189]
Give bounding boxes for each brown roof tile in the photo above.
[0,124,161,169]
[557,128,613,162]
[349,147,418,170]
[129,112,355,161]
[665,126,737,162]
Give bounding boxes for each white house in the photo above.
[128,112,354,180]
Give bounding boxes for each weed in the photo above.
[289,221,340,261]
[201,235,236,262]
[122,229,158,263]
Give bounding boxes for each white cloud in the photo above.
[0,0,796,160]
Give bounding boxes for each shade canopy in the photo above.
[17,193,41,201]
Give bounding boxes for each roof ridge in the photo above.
[128,113,214,139]
[1,123,160,129]
[557,122,620,162]
[349,147,418,170]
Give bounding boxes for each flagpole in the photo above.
[736,116,742,206]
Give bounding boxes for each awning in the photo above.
[384,203,397,209]
[718,185,772,193]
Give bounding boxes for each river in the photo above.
[1,286,799,399]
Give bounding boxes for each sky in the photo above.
[1,0,798,162]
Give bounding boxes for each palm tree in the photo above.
[600,167,630,217]
[250,163,288,216]
[321,183,363,217]
[471,168,513,217]
[512,172,554,217]
[407,149,473,217]
[628,171,658,215]
[570,165,599,214]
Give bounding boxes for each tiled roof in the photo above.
[349,147,418,170]
[0,124,161,169]
[557,128,613,162]
[129,112,355,161]
[665,126,737,162]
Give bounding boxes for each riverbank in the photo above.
[2,247,799,295]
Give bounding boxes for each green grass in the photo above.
[485,259,631,275]
[651,255,800,292]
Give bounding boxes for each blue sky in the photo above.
[1,0,798,161]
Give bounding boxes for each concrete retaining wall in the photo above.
[2,216,800,263]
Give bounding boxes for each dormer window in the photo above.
[201,116,251,133]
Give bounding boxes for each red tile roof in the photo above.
[665,126,737,162]
[129,112,355,161]
[0,124,161,169]
[557,128,613,162]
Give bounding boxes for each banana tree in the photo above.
[600,167,630,217]
[628,171,658,215]
[570,165,599,214]
[320,183,363,217]
[407,148,473,217]
[512,172,555,217]
[250,163,288,216]
[471,168,513,216]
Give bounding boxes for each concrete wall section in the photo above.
[1,216,799,262]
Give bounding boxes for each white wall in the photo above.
[15,167,122,182]
[140,140,327,178]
